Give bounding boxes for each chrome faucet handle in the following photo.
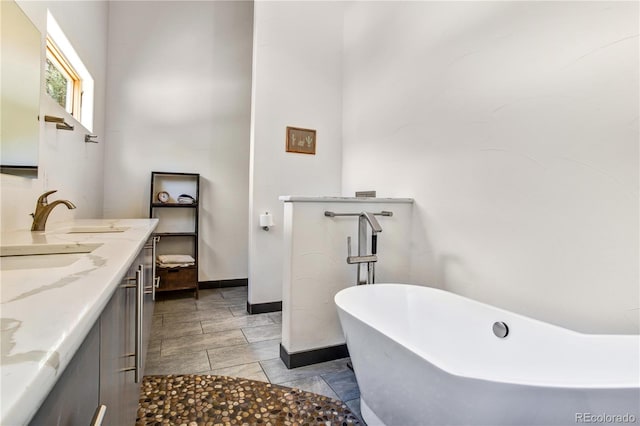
[347,254,378,264]
[346,236,377,264]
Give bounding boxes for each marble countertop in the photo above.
[279,195,414,203]
[0,218,158,425]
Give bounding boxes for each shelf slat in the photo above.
[154,232,197,237]
[151,203,198,208]
[151,171,200,177]
[156,265,197,270]
[156,286,197,293]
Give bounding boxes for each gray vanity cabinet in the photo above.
[100,242,155,425]
[28,323,100,426]
[98,279,126,425]
[30,238,155,426]
[99,260,139,426]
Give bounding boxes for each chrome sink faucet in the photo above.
[31,190,76,231]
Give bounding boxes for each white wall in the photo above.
[342,2,639,333]
[1,1,108,232]
[104,1,253,281]
[248,2,344,305]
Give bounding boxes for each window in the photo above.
[45,36,81,118]
[45,10,94,131]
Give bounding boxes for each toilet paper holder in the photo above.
[260,212,274,231]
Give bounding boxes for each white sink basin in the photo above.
[65,226,129,234]
[0,242,103,257]
[0,253,86,270]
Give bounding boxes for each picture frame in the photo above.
[286,126,316,155]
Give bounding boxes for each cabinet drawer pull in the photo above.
[90,404,107,426]
[144,273,153,294]
[152,236,159,301]
[122,264,143,383]
[134,265,143,382]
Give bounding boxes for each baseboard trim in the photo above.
[199,278,248,289]
[246,300,282,315]
[279,343,350,369]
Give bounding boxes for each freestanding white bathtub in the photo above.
[335,284,640,426]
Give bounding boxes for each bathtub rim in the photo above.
[335,283,640,389]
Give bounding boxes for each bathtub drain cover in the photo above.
[493,321,509,338]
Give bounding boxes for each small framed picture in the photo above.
[286,126,316,155]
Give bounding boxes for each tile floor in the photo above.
[145,286,364,421]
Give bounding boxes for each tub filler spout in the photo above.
[324,210,393,285]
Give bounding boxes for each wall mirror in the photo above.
[1,0,41,179]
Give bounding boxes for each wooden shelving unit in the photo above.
[149,171,200,299]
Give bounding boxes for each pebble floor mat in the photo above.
[137,374,362,425]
